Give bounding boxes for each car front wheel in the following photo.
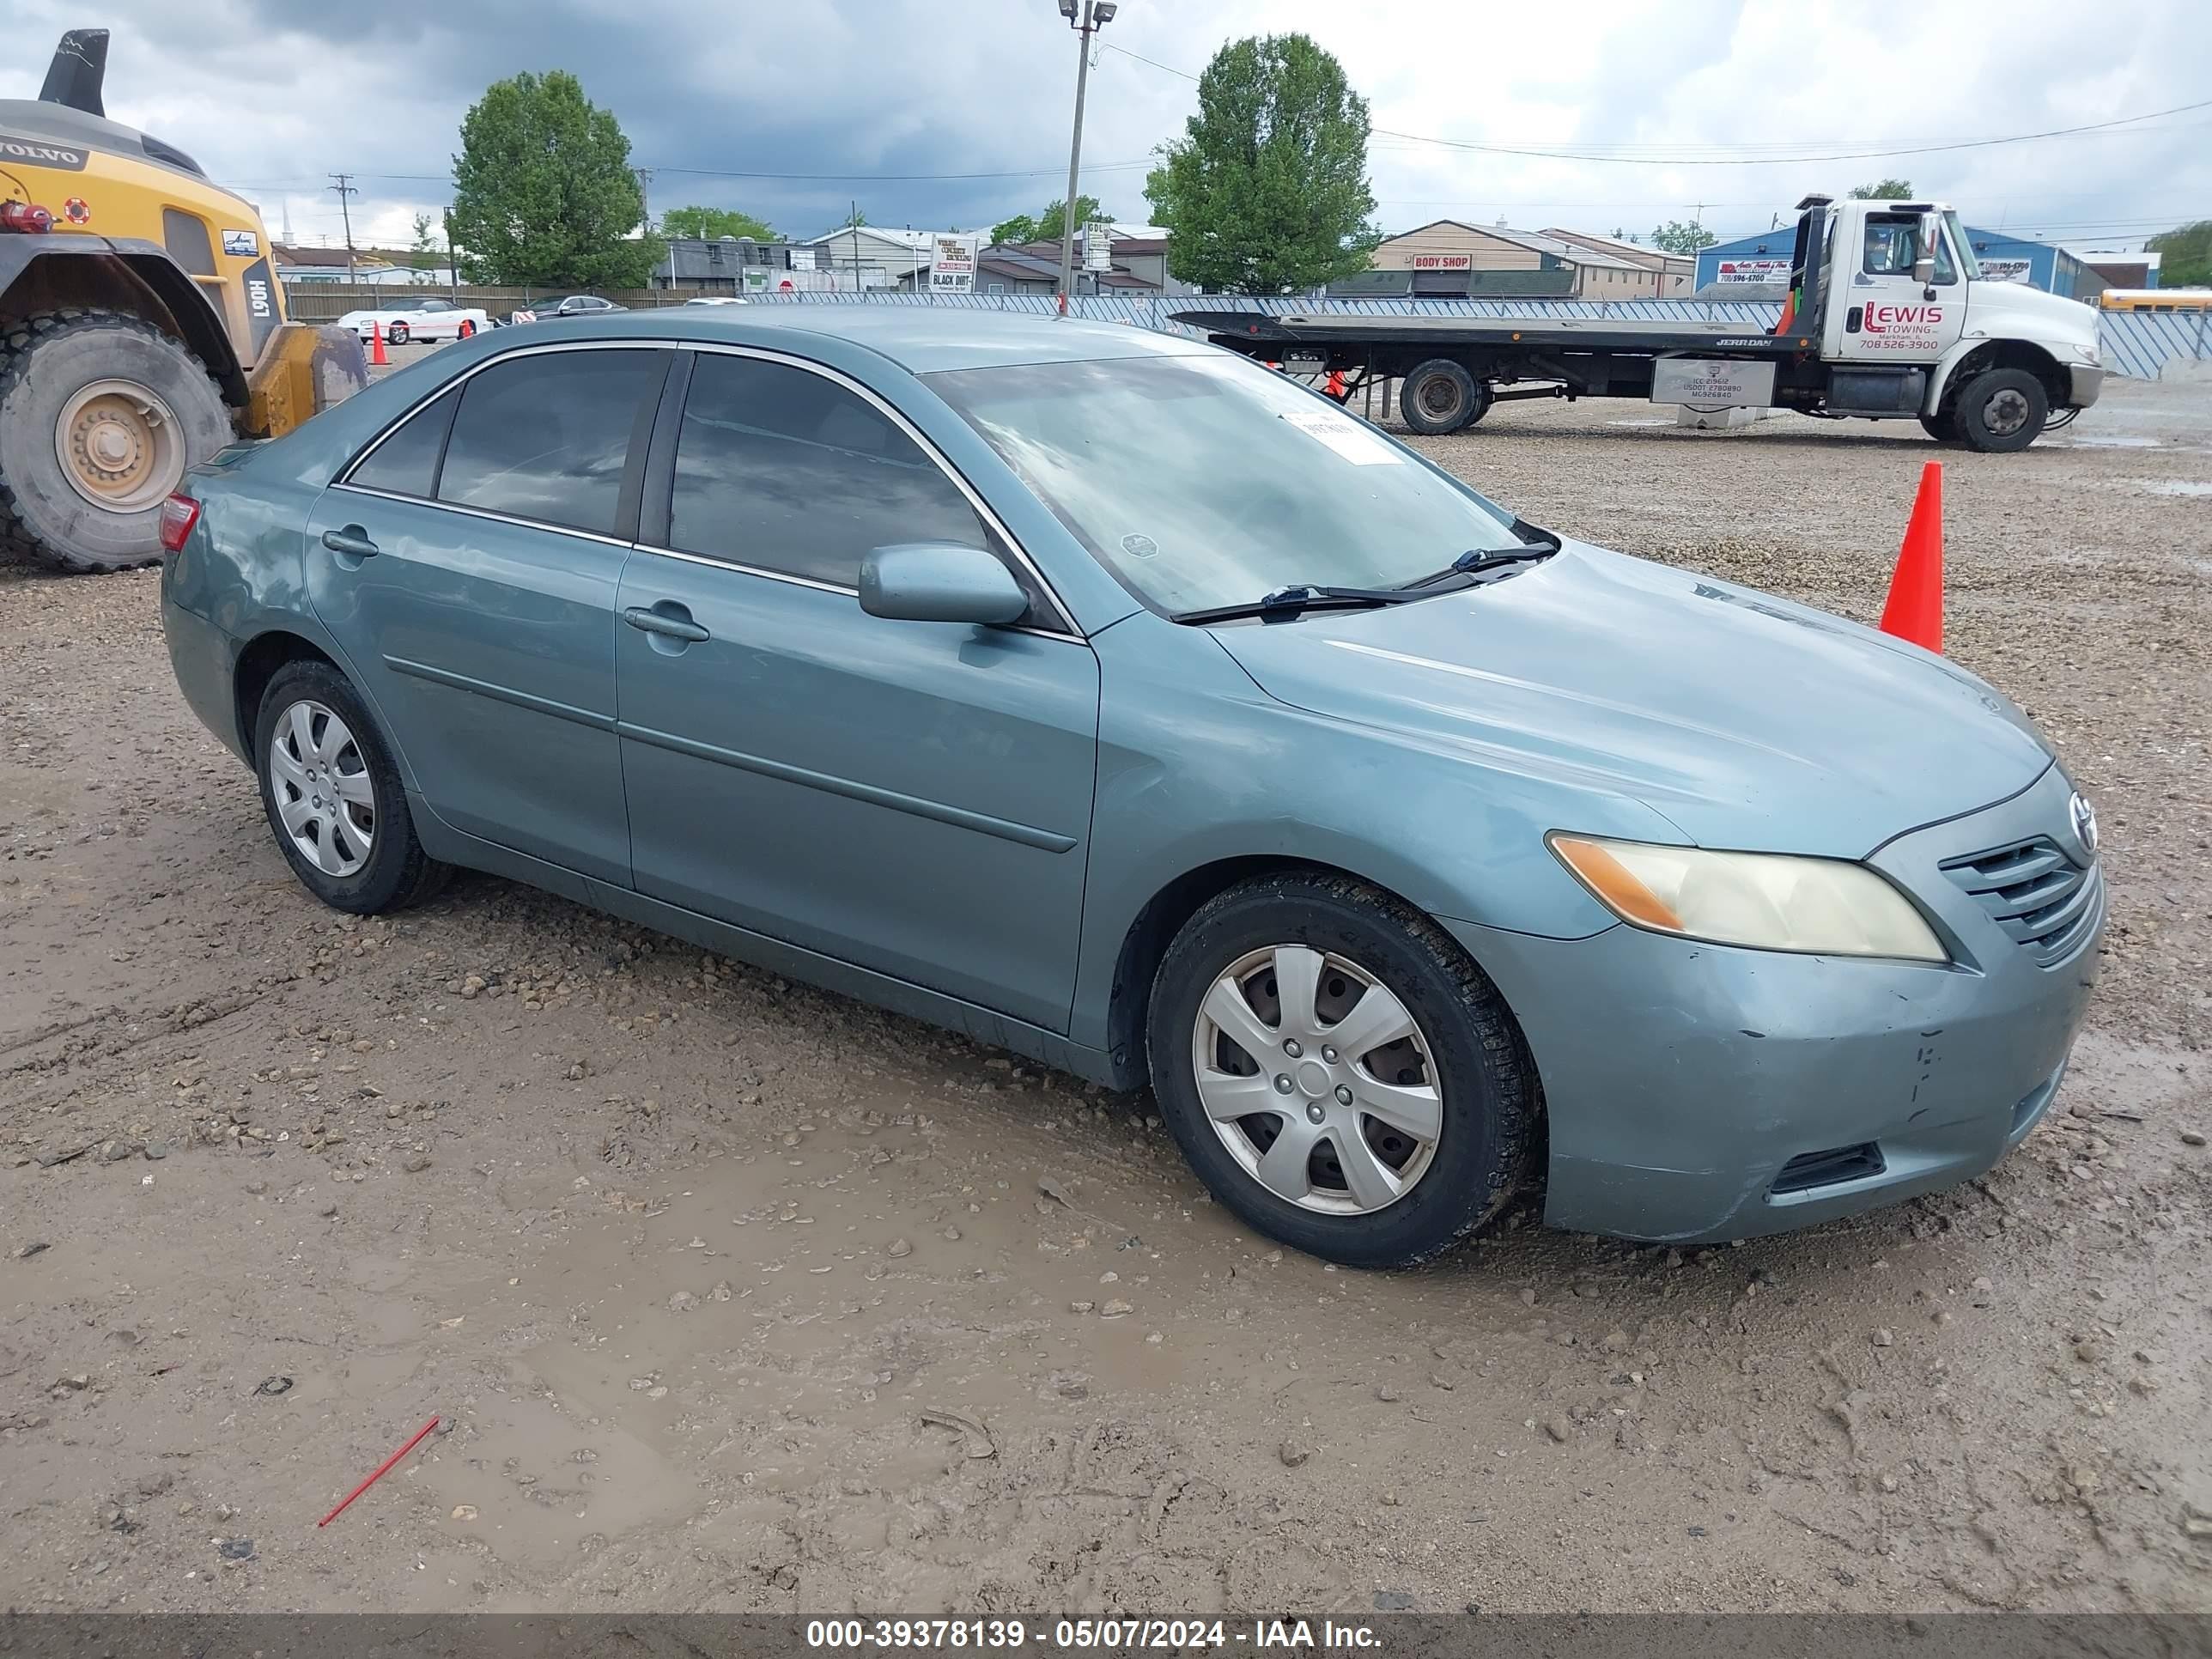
[1146,872,1538,1268]
[255,661,449,914]
[386,322,410,346]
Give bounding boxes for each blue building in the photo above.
[1696,222,2105,301]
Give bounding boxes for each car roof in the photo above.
[568,304,1211,374]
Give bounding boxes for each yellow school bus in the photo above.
[2098,289,2212,312]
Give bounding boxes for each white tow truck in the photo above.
[1181,194,2106,452]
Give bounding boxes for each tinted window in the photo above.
[350,386,458,497]
[669,354,988,587]
[438,349,665,536]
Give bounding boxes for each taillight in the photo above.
[158,493,201,553]
[1,201,55,234]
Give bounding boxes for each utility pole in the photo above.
[443,208,459,299]
[849,201,862,293]
[327,173,358,284]
[1054,0,1117,313]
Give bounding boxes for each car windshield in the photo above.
[927,352,1523,615]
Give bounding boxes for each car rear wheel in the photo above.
[1146,872,1538,1268]
[255,661,450,915]
[457,319,476,339]
[1953,368,2047,453]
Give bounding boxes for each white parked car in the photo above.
[334,296,492,346]
[682,295,747,306]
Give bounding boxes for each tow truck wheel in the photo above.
[1953,368,2048,454]
[1918,409,1960,444]
[1399,359,1490,436]
[0,309,234,574]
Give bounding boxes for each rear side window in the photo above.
[437,349,665,536]
[668,353,988,587]
[349,387,458,497]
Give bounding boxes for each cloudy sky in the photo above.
[5,0,2206,255]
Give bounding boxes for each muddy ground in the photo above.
[2,367,2209,1616]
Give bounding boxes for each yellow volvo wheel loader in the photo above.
[0,27,368,572]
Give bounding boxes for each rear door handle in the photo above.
[321,526,380,558]
[623,605,711,643]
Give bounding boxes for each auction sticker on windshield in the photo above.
[1279,407,1401,465]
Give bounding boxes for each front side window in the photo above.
[436,349,665,536]
[668,353,990,589]
[1863,213,1956,283]
[928,351,1524,617]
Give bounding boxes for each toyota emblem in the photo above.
[2069,792,2099,859]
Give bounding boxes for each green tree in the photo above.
[991,196,1107,247]
[2145,220,2212,288]
[1848,179,1915,200]
[409,211,440,270]
[1145,33,1379,293]
[1650,219,1717,254]
[661,204,779,241]
[448,70,662,286]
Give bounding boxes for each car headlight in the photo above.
[1547,834,1948,962]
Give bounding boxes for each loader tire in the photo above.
[0,308,234,574]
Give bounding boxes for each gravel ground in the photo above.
[1,370,2209,1617]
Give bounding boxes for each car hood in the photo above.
[1209,543,2052,858]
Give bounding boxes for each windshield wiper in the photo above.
[1399,518,1565,589]
[1171,583,1429,626]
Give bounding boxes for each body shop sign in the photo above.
[1411,254,1474,271]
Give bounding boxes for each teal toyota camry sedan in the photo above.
[158,308,2103,1267]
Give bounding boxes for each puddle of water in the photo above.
[1607,418,1674,428]
[2058,434,2162,449]
[2139,479,2212,496]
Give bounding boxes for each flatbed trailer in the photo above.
[1175,196,2106,453]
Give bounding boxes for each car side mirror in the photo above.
[859,544,1029,626]
[1912,254,1936,289]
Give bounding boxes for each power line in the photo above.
[1100,42,2212,167]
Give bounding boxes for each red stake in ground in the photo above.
[318,1415,441,1527]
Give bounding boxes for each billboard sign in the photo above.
[1714,257,1792,285]
[929,233,981,293]
[1083,221,1113,272]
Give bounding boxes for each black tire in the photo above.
[1399,359,1491,435]
[253,660,451,915]
[0,308,234,573]
[1919,409,1960,444]
[386,322,410,346]
[1952,367,2048,453]
[1146,872,1538,1269]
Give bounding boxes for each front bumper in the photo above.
[1445,763,2103,1243]
[2068,362,2104,409]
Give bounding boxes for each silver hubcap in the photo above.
[1983,387,2031,437]
[1191,945,1443,1215]
[267,701,374,878]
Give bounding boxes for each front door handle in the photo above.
[322,526,380,558]
[623,605,710,644]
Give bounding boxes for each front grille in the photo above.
[1941,836,2100,968]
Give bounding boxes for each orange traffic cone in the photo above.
[370,320,388,368]
[1878,460,1943,653]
